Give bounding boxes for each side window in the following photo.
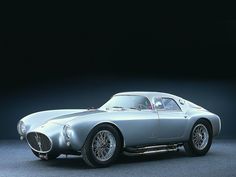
[162,98,181,111]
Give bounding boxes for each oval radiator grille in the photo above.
[27,132,52,153]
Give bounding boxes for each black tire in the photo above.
[31,149,60,160]
[82,124,122,168]
[184,119,212,156]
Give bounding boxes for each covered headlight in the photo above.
[63,125,73,140]
[17,121,26,135]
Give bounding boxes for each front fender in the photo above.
[68,120,124,151]
[19,109,86,137]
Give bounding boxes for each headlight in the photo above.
[63,125,73,140]
[17,121,26,135]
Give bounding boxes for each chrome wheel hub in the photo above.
[92,130,116,161]
[192,124,209,150]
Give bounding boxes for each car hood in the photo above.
[25,108,150,134]
[46,108,148,126]
[47,109,106,125]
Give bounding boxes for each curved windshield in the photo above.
[100,95,152,110]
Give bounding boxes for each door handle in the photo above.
[184,115,188,118]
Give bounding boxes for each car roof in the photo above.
[114,91,180,100]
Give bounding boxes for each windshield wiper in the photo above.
[106,106,125,110]
[107,106,141,111]
[111,106,125,109]
[128,107,141,111]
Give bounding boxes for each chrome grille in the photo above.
[27,132,52,153]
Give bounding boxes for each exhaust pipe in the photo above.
[123,147,178,156]
[123,144,181,156]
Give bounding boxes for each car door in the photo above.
[154,97,188,140]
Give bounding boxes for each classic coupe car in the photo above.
[17,92,221,167]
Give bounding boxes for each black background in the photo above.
[1,11,236,139]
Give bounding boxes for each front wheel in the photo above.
[82,124,122,167]
[184,119,212,156]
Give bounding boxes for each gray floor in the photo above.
[0,140,235,177]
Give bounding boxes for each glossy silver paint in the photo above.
[17,92,221,154]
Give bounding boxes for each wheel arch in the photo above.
[196,118,213,131]
[87,121,125,149]
[185,117,213,141]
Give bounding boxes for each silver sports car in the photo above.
[17,92,221,167]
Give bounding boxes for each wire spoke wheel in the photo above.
[192,124,209,150]
[92,130,116,162]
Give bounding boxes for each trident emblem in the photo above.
[34,133,42,152]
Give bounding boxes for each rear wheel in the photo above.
[82,124,122,167]
[184,119,212,156]
[31,149,60,160]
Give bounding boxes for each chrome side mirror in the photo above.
[155,101,164,109]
